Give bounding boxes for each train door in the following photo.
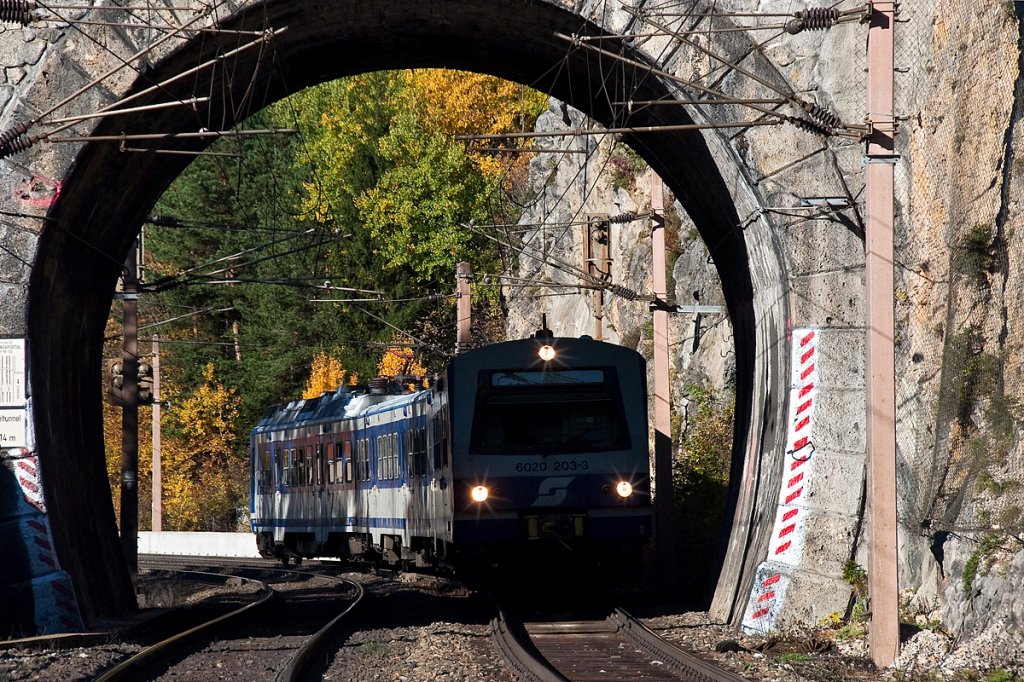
[352,434,369,533]
[249,440,259,525]
[272,442,291,543]
[395,424,412,550]
[367,426,383,548]
[340,436,354,531]
[252,440,273,522]
[405,416,424,537]
[429,398,453,543]
[314,441,326,542]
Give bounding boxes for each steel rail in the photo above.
[608,608,750,682]
[490,611,568,682]
[276,578,365,682]
[492,598,751,682]
[94,571,275,682]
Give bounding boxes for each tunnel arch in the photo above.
[21,0,787,623]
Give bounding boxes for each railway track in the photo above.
[492,606,750,682]
[97,565,363,681]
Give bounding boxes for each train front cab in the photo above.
[447,336,651,563]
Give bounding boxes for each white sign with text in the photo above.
[0,408,27,448]
[0,338,26,407]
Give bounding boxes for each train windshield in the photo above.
[470,368,630,455]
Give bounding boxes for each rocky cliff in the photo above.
[505,0,1024,668]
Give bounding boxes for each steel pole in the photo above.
[120,242,139,583]
[866,0,899,667]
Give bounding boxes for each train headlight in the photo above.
[470,485,490,503]
[538,344,556,362]
[615,481,633,498]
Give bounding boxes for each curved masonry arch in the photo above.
[0,0,868,632]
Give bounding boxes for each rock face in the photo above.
[889,1,1024,660]
[504,101,730,391]
[505,0,1024,667]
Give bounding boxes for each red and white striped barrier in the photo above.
[15,454,46,513]
[2,449,84,633]
[742,328,819,632]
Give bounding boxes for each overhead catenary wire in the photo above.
[45,127,298,144]
[44,97,210,126]
[48,18,267,37]
[119,145,242,157]
[472,212,649,232]
[106,337,432,351]
[37,2,198,10]
[633,4,871,33]
[632,6,867,137]
[344,303,452,359]
[180,277,375,292]
[454,119,780,141]
[310,294,457,304]
[143,226,316,291]
[477,273,604,291]
[518,0,692,258]
[462,220,641,302]
[161,238,330,288]
[554,31,784,119]
[554,29,861,139]
[56,13,634,368]
[0,21,287,158]
[626,6,796,98]
[21,8,210,123]
[144,215,319,236]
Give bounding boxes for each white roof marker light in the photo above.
[534,314,556,362]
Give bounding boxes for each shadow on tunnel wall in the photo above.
[0,456,36,638]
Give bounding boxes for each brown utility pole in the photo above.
[866,0,899,667]
[456,262,472,354]
[651,177,676,587]
[120,239,140,583]
[151,334,162,532]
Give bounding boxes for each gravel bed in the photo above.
[323,571,509,681]
[149,572,351,681]
[5,570,1024,681]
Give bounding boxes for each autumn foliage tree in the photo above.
[103,399,153,529]
[161,364,246,531]
[302,351,354,399]
[406,69,547,181]
[117,69,545,528]
[291,68,546,285]
[377,345,428,379]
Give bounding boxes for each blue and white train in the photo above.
[250,333,651,568]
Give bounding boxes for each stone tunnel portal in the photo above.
[22,0,760,626]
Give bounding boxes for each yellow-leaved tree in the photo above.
[103,397,153,529]
[302,351,353,399]
[406,69,548,179]
[162,363,246,531]
[378,345,428,381]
